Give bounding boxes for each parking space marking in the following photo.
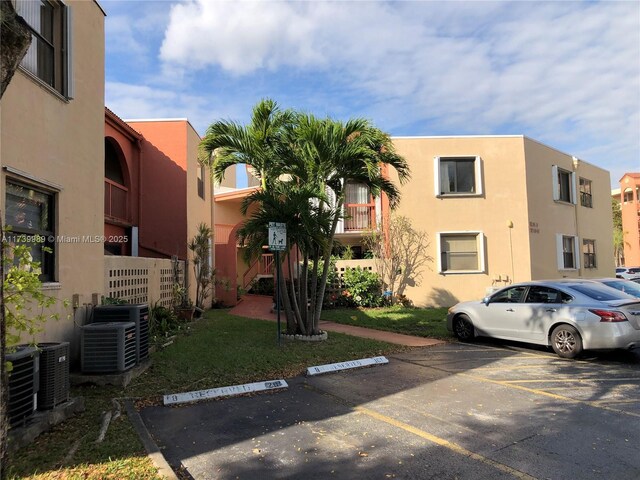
[354,406,538,480]
[501,377,640,384]
[457,373,640,418]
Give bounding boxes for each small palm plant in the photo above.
[188,223,214,310]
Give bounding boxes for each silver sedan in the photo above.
[447,280,640,358]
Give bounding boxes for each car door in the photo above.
[481,286,529,340]
[518,286,568,342]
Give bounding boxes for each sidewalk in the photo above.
[229,295,445,348]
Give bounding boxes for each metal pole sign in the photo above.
[268,222,287,251]
[268,222,286,345]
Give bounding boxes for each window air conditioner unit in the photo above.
[92,304,149,363]
[36,342,70,409]
[81,322,137,373]
[7,346,39,428]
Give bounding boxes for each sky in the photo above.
[102,0,640,189]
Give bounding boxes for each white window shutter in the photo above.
[436,233,443,272]
[477,233,486,272]
[556,234,564,269]
[573,236,580,269]
[552,165,559,201]
[434,157,441,197]
[570,172,577,205]
[474,156,483,195]
[65,5,74,99]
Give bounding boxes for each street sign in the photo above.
[268,222,286,251]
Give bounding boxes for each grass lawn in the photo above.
[321,306,453,339]
[6,310,407,479]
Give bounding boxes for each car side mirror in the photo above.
[482,296,491,305]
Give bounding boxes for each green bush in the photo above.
[250,277,275,296]
[148,302,184,340]
[339,267,383,308]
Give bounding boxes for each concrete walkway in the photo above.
[229,294,445,348]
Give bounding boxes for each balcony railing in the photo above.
[104,179,128,222]
[344,204,376,231]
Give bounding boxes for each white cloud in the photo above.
[152,0,639,184]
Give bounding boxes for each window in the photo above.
[524,286,572,304]
[4,181,56,282]
[583,239,596,268]
[556,234,579,270]
[579,178,592,207]
[623,188,633,203]
[438,232,485,273]
[552,165,576,203]
[434,156,482,196]
[491,286,527,303]
[197,164,205,199]
[16,0,72,97]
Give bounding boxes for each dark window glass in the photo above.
[5,181,55,281]
[558,169,572,202]
[491,286,527,303]
[579,178,592,208]
[568,284,631,301]
[440,158,475,194]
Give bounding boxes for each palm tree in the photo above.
[199,99,293,190]
[237,181,332,335]
[290,114,410,331]
[200,100,410,336]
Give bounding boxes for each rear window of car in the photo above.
[568,284,633,301]
[603,281,640,297]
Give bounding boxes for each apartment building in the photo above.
[619,173,640,266]
[1,0,106,344]
[390,136,614,306]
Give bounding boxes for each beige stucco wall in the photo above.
[523,138,614,279]
[389,136,532,306]
[185,123,214,306]
[0,1,105,349]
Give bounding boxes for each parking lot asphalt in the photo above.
[141,343,640,480]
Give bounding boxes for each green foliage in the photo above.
[200,98,410,335]
[102,296,127,305]
[250,277,274,296]
[148,302,184,340]
[188,222,214,309]
[338,267,383,308]
[3,244,66,346]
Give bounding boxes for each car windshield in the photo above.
[616,268,626,273]
[567,283,633,301]
[602,280,640,298]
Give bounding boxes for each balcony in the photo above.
[344,204,376,232]
[104,179,129,223]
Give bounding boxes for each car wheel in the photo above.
[453,314,475,342]
[551,325,582,359]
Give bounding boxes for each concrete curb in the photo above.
[124,400,178,480]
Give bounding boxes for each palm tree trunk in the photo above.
[278,257,298,334]
[300,254,309,332]
[285,253,304,333]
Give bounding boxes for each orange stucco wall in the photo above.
[127,121,189,259]
[620,174,640,266]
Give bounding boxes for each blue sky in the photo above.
[103,0,639,188]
